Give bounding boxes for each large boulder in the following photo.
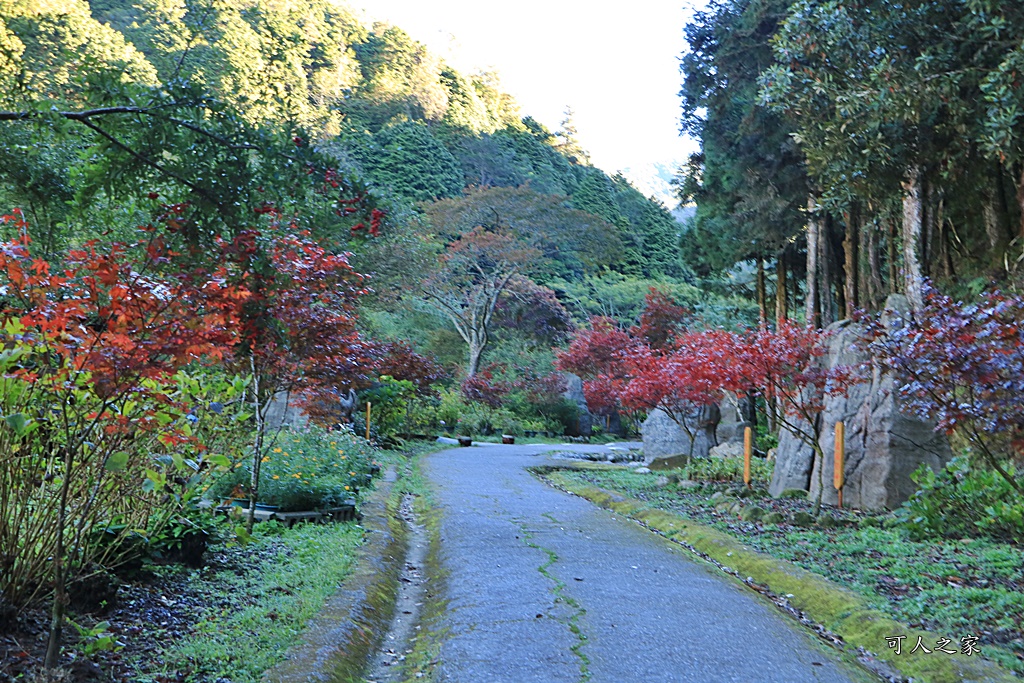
[641,404,720,465]
[265,390,309,430]
[768,414,817,496]
[716,393,752,445]
[561,373,593,437]
[770,295,951,510]
[809,296,951,509]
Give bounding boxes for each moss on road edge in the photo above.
[263,466,406,683]
[541,469,1018,683]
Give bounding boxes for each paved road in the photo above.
[422,443,874,683]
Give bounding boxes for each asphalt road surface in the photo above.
[421,443,875,683]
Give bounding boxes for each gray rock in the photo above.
[710,442,744,459]
[678,480,701,490]
[716,393,753,445]
[768,407,818,497]
[816,514,839,528]
[809,297,951,510]
[770,296,951,511]
[264,390,310,430]
[654,476,671,488]
[763,511,785,524]
[634,467,651,474]
[740,506,765,522]
[791,511,815,527]
[641,405,720,465]
[561,373,593,437]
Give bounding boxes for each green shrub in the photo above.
[207,427,379,512]
[682,456,773,485]
[898,456,1024,543]
[360,375,417,436]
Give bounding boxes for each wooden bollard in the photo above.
[834,421,845,508]
[743,426,752,489]
[366,402,372,441]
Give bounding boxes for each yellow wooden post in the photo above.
[366,402,372,441]
[834,421,845,508]
[743,426,752,489]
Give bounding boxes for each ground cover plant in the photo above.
[207,427,379,512]
[545,465,1024,674]
[0,439,399,682]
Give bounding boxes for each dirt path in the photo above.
[419,443,877,683]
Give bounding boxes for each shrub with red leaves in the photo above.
[866,287,1024,489]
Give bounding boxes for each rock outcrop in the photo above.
[768,295,951,509]
[641,404,720,465]
[264,390,310,430]
[716,394,752,445]
[561,373,593,437]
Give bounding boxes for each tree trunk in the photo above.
[1017,164,1024,244]
[805,195,820,328]
[887,218,898,295]
[756,258,767,328]
[935,198,955,281]
[820,214,835,326]
[775,249,788,327]
[832,214,847,319]
[867,219,883,311]
[923,178,943,281]
[843,204,860,319]
[984,190,1007,253]
[902,166,926,314]
[44,448,75,669]
[467,334,486,377]
[247,359,264,535]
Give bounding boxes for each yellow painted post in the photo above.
[366,402,372,441]
[834,421,845,508]
[743,426,752,489]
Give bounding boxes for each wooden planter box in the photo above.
[501,435,515,445]
[457,435,473,447]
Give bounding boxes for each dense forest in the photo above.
[677,0,1024,324]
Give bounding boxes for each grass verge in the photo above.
[137,521,364,682]
[538,465,1021,683]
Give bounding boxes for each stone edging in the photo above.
[541,468,1019,683]
[262,466,408,683]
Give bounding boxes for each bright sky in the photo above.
[354,1,701,205]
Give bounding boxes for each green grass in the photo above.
[133,520,364,682]
[546,466,1024,678]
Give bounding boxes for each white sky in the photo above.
[354,1,702,205]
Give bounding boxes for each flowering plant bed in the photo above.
[207,427,379,512]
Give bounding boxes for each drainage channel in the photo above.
[364,494,429,683]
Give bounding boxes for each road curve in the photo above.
[421,443,875,683]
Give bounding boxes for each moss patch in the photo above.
[394,451,451,683]
[542,470,1019,683]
